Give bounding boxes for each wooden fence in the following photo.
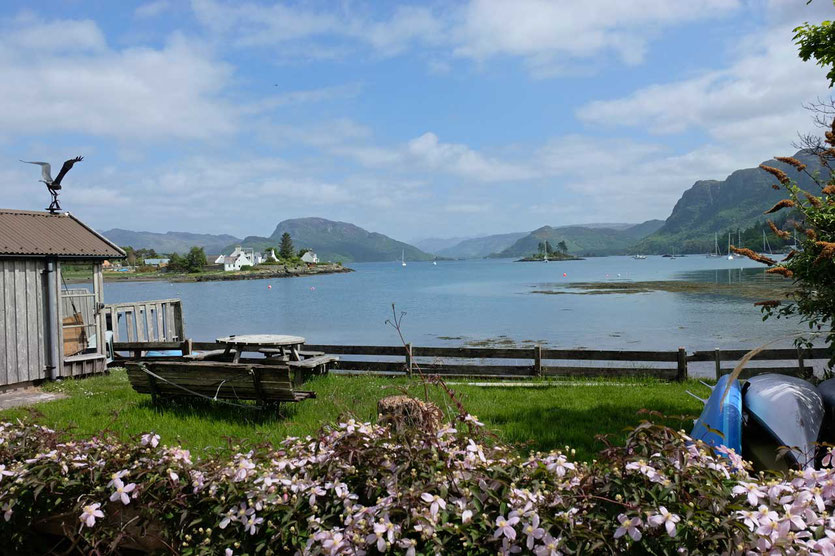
[111,340,833,381]
[105,299,184,343]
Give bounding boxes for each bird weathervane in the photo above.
[20,156,84,214]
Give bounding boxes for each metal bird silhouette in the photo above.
[20,156,83,213]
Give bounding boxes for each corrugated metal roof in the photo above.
[0,209,126,259]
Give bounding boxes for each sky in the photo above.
[1,0,833,243]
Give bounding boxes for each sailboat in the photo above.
[707,233,720,257]
[727,232,734,261]
[432,257,437,266]
[401,250,406,267]
[633,254,647,260]
[762,230,773,256]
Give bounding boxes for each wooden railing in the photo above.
[105,299,184,343]
[110,340,833,381]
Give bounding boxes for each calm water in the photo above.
[101,256,804,354]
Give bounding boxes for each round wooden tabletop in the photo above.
[215,334,306,346]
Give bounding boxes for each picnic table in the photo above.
[216,334,306,363]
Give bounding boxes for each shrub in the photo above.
[1,417,834,554]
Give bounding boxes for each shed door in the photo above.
[0,259,48,386]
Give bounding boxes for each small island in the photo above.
[516,239,583,262]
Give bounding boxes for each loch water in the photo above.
[102,256,804,354]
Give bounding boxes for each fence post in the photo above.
[797,347,806,377]
[714,348,721,380]
[534,345,542,377]
[181,338,193,357]
[676,347,688,381]
[405,343,413,377]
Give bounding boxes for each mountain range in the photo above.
[635,150,824,254]
[98,150,828,261]
[98,229,242,255]
[489,220,665,258]
[236,218,434,263]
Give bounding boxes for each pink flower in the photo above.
[106,470,128,488]
[494,513,521,540]
[462,509,473,524]
[0,465,14,482]
[535,533,563,556]
[109,479,136,505]
[140,433,160,448]
[823,448,834,468]
[79,503,104,528]
[733,482,766,506]
[523,514,545,550]
[232,458,255,482]
[420,493,447,519]
[647,506,680,537]
[2,500,13,522]
[614,514,642,541]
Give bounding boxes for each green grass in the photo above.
[0,371,705,461]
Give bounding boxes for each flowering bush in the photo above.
[1,415,835,554]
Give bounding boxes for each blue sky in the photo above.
[1,0,833,243]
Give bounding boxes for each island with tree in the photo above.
[516,240,583,262]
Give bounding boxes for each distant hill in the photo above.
[237,217,434,263]
[413,236,475,254]
[490,221,664,258]
[435,232,528,259]
[99,228,241,255]
[635,150,826,254]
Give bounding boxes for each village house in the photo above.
[143,258,170,267]
[214,246,256,271]
[301,251,319,264]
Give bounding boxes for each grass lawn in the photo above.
[0,370,705,461]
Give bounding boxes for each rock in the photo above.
[377,395,443,432]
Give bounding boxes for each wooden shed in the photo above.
[0,209,125,389]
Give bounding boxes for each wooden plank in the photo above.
[11,261,24,385]
[115,341,182,350]
[125,308,136,342]
[109,306,119,342]
[541,349,679,362]
[173,302,185,341]
[413,346,533,358]
[304,344,407,356]
[165,303,176,340]
[0,262,9,386]
[287,355,338,369]
[25,261,41,381]
[690,348,832,362]
[155,302,164,342]
[534,345,542,377]
[135,305,146,342]
[718,367,807,379]
[544,366,677,379]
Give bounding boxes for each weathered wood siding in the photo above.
[0,259,47,386]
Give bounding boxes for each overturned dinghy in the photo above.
[691,375,742,455]
[743,374,824,469]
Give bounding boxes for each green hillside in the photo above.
[491,220,664,258]
[99,228,241,255]
[237,217,434,263]
[435,232,528,259]
[635,150,826,254]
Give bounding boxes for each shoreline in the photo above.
[66,263,353,284]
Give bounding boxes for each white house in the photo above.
[301,251,319,264]
[265,249,279,262]
[215,247,255,271]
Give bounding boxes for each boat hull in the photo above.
[743,374,824,468]
[691,375,742,455]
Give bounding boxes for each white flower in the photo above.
[420,492,446,519]
[647,506,680,537]
[494,513,521,540]
[79,503,104,528]
[464,414,484,427]
[106,469,128,488]
[535,533,563,556]
[2,500,13,522]
[140,433,160,448]
[733,482,765,506]
[614,514,642,541]
[0,464,14,482]
[523,514,545,550]
[462,509,473,524]
[109,478,136,505]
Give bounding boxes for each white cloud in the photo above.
[190,0,739,74]
[135,0,175,18]
[0,18,236,141]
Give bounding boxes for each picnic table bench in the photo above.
[124,361,315,409]
[287,354,339,386]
